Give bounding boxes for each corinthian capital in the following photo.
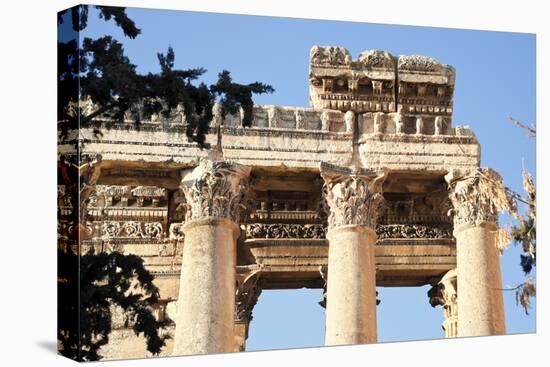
[320,163,385,229]
[235,270,262,323]
[428,269,458,338]
[180,160,251,223]
[446,168,511,227]
[428,269,457,308]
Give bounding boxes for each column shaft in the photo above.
[447,168,509,337]
[320,164,385,346]
[455,223,505,336]
[172,160,251,355]
[233,321,248,352]
[325,225,378,345]
[173,217,239,355]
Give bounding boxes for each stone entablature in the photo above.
[58,115,479,172]
[309,46,455,115]
[61,104,472,135]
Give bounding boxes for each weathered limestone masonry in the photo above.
[57,46,509,358]
[446,169,508,336]
[173,160,251,354]
[321,164,385,345]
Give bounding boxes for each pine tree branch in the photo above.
[509,117,536,138]
[80,102,118,125]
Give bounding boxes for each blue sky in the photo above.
[76,6,536,350]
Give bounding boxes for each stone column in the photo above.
[233,270,262,352]
[446,168,509,337]
[173,160,251,355]
[428,269,458,338]
[320,164,385,345]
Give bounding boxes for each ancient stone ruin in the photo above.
[57,46,508,358]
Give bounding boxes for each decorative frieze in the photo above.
[245,223,327,240]
[101,221,164,239]
[377,224,453,239]
[169,222,185,241]
[179,160,251,223]
[446,168,511,227]
[320,163,385,229]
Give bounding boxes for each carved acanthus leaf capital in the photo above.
[320,163,385,229]
[428,269,458,337]
[446,168,511,227]
[180,160,251,223]
[428,269,457,308]
[235,270,262,323]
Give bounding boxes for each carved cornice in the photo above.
[310,46,352,66]
[180,160,251,223]
[358,50,394,69]
[397,55,441,72]
[320,163,385,229]
[446,168,511,227]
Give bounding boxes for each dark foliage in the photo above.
[79,36,143,124]
[58,247,169,361]
[510,175,536,275]
[57,5,274,148]
[143,47,214,147]
[211,70,275,127]
[58,5,141,38]
[57,39,79,137]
